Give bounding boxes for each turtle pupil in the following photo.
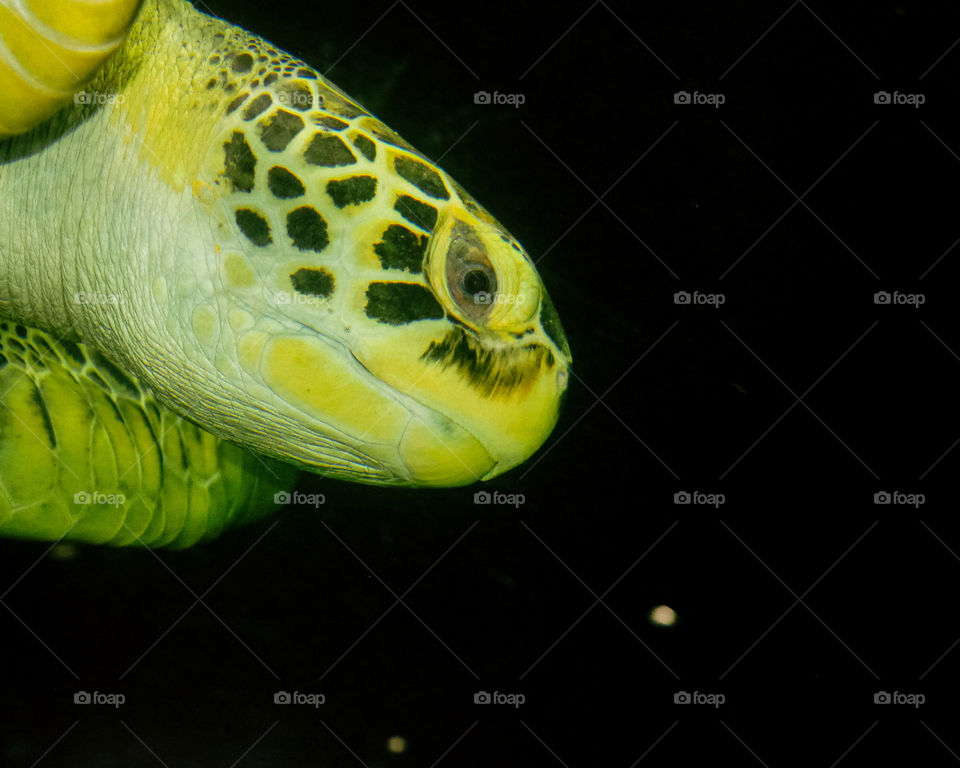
[463,269,490,296]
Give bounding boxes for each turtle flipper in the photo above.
[0,324,297,548]
[0,0,141,136]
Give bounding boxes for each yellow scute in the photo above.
[191,305,217,346]
[262,337,411,445]
[224,253,255,287]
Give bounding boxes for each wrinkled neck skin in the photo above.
[0,0,208,337]
[0,1,269,454]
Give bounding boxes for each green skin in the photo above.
[0,0,571,546]
[0,324,295,547]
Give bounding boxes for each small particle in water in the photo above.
[649,604,677,626]
[387,735,407,754]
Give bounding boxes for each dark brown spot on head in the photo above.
[235,208,272,246]
[276,81,313,112]
[393,155,450,200]
[225,92,248,114]
[326,176,377,208]
[243,93,272,120]
[222,131,256,192]
[304,133,356,167]
[373,224,427,273]
[315,115,348,130]
[365,282,444,325]
[352,133,376,161]
[268,166,305,198]
[258,109,304,152]
[232,52,254,73]
[286,207,329,252]
[394,195,438,231]
[290,267,335,299]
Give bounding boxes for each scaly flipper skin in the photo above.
[0,0,571,545]
[0,323,296,546]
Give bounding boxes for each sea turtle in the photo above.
[0,0,571,547]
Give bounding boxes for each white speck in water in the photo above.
[649,604,677,626]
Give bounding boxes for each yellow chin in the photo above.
[353,321,568,483]
[397,418,495,486]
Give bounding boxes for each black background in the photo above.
[3,0,960,765]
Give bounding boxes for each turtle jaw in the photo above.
[224,323,568,487]
[347,321,571,486]
[453,350,571,484]
[396,415,496,486]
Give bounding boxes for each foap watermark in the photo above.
[274,291,328,308]
[473,291,525,306]
[474,690,525,708]
[874,690,924,708]
[74,291,124,306]
[274,490,325,508]
[874,490,925,508]
[74,491,125,507]
[674,690,725,708]
[674,90,725,108]
[874,290,924,308]
[674,290,725,308]
[274,690,325,708]
[674,490,725,508]
[874,90,924,108]
[74,691,125,708]
[474,490,524,508]
[474,90,525,108]
[74,90,124,106]
[275,90,317,110]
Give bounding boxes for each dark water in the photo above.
[3,0,960,764]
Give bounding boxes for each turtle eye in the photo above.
[446,233,498,322]
[462,268,491,297]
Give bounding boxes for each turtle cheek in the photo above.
[258,334,411,446]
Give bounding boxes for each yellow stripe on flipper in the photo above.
[0,0,141,136]
[25,0,141,45]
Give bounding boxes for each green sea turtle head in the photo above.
[0,1,572,488]
[197,61,572,486]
